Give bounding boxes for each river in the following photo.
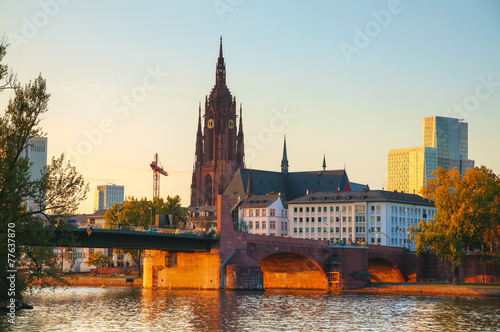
[1,287,499,331]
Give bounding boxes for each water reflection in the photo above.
[1,287,499,331]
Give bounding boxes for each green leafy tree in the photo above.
[85,250,110,276]
[105,195,187,229]
[414,166,500,285]
[114,248,143,276]
[0,42,88,301]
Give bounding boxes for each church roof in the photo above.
[238,194,285,208]
[223,168,350,204]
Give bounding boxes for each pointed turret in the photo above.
[216,36,226,85]
[236,103,245,168]
[322,155,326,173]
[281,135,289,176]
[195,103,204,163]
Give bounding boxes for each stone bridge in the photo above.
[143,195,413,290]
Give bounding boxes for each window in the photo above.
[336,206,340,212]
[300,207,303,212]
[294,227,297,233]
[270,221,276,229]
[299,217,303,222]
[249,222,253,229]
[371,206,375,212]
[355,205,365,212]
[330,227,334,233]
[262,222,266,229]
[294,218,297,223]
[335,227,340,233]
[306,228,309,233]
[306,217,309,223]
[336,217,340,222]
[323,217,327,223]
[342,227,346,233]
[330,207,334,212]
[311,207,315,212]
[285,210,287,218]
[377,216,381,222]
[311,227,315,233]
[323,207,327,212]
[262,209,266,217]
[376,205,381,212]
[311,217,315,222]
[249,210,253,217]
[306,207,309,212]
[270,209,275,216]
[255,222,260,229]
[342,216,346,222]
[255,209,259,217]
[294,207,297,213]
[299,228,303,233]
[348,206,352,212]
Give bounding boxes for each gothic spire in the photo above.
[195,103,204,163]
[281,135,289,176]
[216,36,226,85]
[322,154,326,173]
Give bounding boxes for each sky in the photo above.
[1,1,499,214]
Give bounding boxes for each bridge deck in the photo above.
[46,228,219,251]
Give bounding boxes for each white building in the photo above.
[237,194,289,236]
[287,190,436,249]
[22,137,47,211]
[94,184,124,212]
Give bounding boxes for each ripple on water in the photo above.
[1,287,499,332]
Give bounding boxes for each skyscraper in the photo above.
[387,147,437,195]
[94,184,124,212]
[190,37,245,207]
[388,116,474,195]
[22,137,47,211]
[423,116,474,174]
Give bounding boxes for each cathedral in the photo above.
[190,37,245,207]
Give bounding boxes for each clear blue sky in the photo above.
[1,1,499,213]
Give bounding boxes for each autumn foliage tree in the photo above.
[414,166,500,285]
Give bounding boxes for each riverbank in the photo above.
[348,283,500,297]
[63,275,143,288]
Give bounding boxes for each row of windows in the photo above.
[293,226,366,234]
[245,221,288,231]
[294,216,370,223]
[292,205,381,214]
[243,209,286,218]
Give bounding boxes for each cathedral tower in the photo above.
[190,37,245,206]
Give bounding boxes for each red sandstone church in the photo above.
[190,38,367,207]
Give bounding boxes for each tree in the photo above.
[114,248,143,276]
[0,42,89,302]
[105,195,188,229]
[414,166,500,285]
[86,250,110,276]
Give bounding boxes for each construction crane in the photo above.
[150,153,168,199]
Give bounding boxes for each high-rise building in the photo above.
[94,185,124,212]
[190,37,245,207]
[423,116,474,174]
[22,137,48,211]
[388,116,475,195]
[387,147,437,195]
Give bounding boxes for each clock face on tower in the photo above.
[228,119,234,129]
[207,119,215,129]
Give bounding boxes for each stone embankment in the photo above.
[66,276,143,287]
[350,283,500,297]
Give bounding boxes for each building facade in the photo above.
[387,147,437,195]
[93,185,124,212]
[287,190,435,249]
[190,37,245,207]
[423,116,474,174]
[22,137,47,211]
[237,194,289,236]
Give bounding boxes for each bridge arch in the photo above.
[258,252,328,290]
[368,258,404,283]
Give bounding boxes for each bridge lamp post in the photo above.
[375,231,390,245]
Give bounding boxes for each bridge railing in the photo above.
[74,223,216,235]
